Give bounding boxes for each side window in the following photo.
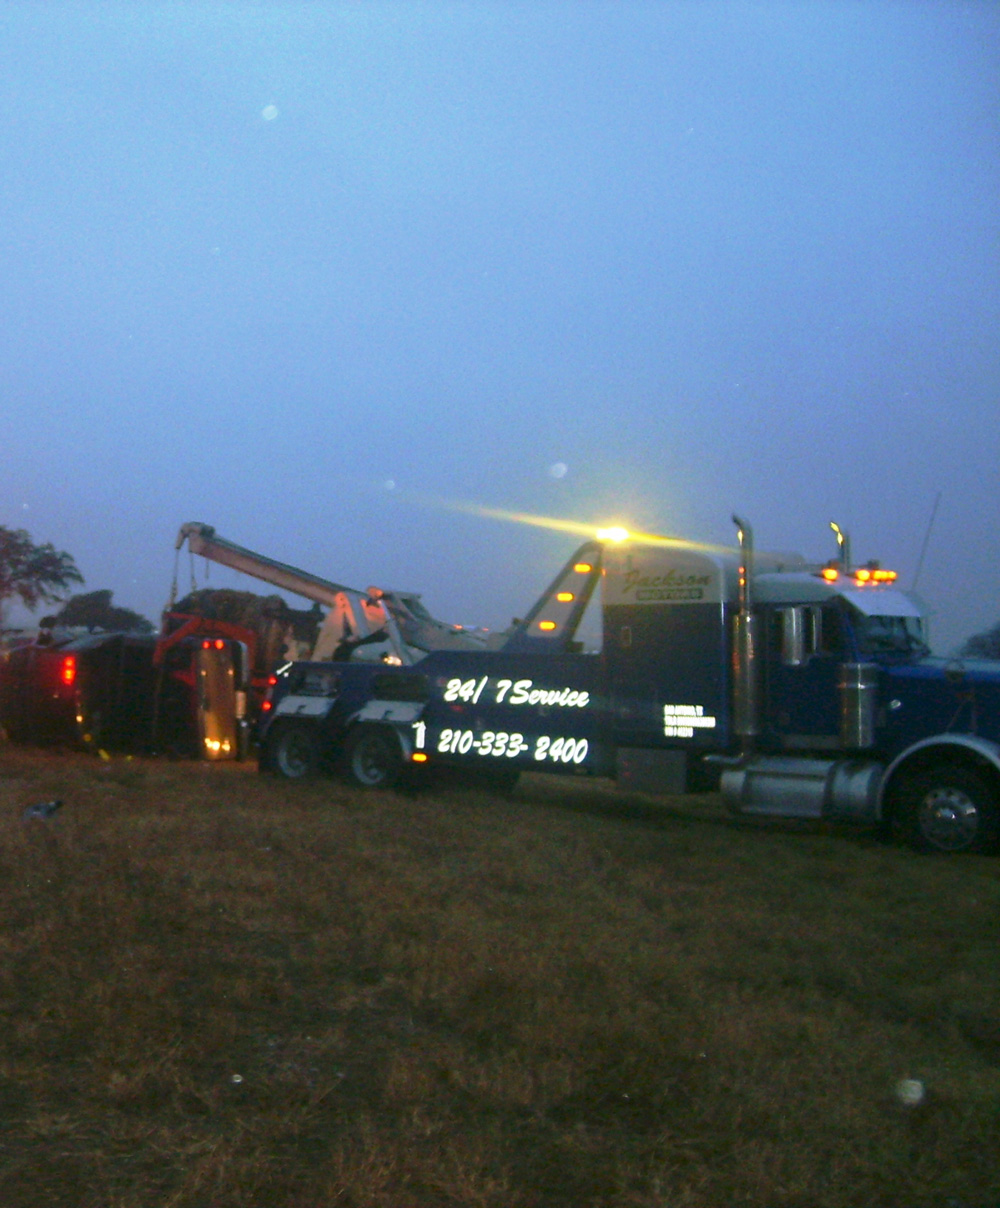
[815,605,845,656]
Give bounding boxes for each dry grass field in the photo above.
[0,746,998,1208]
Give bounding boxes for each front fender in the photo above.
[879,734,1000,810]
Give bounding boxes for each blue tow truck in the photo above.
[255,516,1000,855]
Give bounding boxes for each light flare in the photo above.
[411,495,728,553]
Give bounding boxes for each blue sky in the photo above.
[2,1,998,650]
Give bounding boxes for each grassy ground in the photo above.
[0,747,998,1207]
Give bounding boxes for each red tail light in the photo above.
[61,655,77,686]
[261,699,272,712]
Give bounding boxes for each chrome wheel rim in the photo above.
[277,731,312,777]
[917,785,980,852]
[352,733,391,785]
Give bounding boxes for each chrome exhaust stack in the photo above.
[731,515,759,747]
[720,516,883,823]
[830,521,851,574]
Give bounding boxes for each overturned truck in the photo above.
[0,627,250,758]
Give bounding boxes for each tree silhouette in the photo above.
[959,621,1000,660]
[53,589,154,634]
[0,526,83,624]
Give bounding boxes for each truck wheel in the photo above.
[895,766,999,854]
[344,725,402,789]
[269,723,320,780]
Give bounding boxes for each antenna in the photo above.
[912,491,941,590]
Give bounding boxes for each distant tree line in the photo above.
[0,525,153,633]
[52,589,154,634]
[959,620,1000,660]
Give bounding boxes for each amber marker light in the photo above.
[556,592,575,602]
[412,752,428,763]
[538,620,557,631]
[855,567,898,585]
[574,563,592,573]
[821,567,839,582]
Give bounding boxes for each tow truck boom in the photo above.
[175,523,355,609]
[174,523,504,663]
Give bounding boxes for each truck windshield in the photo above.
[855,613,928,657]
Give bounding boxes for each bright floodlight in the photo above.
[596,526,630,543]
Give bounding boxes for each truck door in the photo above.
[763,603,849,748]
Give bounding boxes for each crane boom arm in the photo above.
[176,523,355,608]
[174,522,505,659]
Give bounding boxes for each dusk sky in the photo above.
[2,2,998,653]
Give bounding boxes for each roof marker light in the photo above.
[856,567,897,585]
[556,592,575,602]
[821,567,839,583]
[538,620,557,631]
[574,563,592,574]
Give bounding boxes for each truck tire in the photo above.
[894,766,999,855]
[343,725,402,789]
[268,722,321,780]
